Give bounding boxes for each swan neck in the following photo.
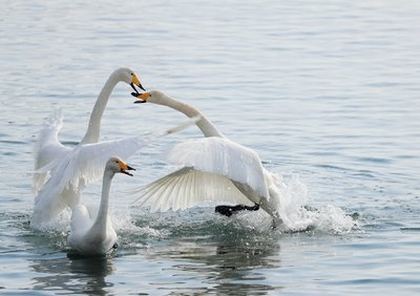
[159,94,223,137]
[92,170,114,233]
[81,72,120,144]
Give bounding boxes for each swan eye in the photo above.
[130,73,134,76]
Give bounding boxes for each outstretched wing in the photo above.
[132,137,268,212]
[133,167,255,211]
[168,137,269,198]
[33,110,71,193]
[34,117,200,216]
[35,136,144,204]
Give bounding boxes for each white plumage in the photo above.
[32,137,144,228]
[31,68,145,229]
[33,110,70,194]
[168,137,269,199]
[32,115,199,230]
[134,167,255,212]
[67,157,134,256]
[132,90,283,226]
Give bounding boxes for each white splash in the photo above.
[269,171,357,233]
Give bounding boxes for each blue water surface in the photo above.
[1,1,420,295]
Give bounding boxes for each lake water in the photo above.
[1,0,420,294]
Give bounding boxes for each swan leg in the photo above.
[215,203,260,217]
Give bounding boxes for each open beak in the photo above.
[130,73,146,96]
[132,92,151,104]
[119,161,136,176]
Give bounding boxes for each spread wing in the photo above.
[168,137,269,198]
[132,137,268,212]
[33,117,200,217]
[133,167,255,211]
[35,136,144,205]
[32,136,145,229]
[33,110,71,193]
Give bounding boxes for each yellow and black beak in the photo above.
[119,161,136,176]
[130,73,146,96]
[132,92,151,104]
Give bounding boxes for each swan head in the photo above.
[106,157,136,176]
[132,90,166,105]
[114,67,146,95]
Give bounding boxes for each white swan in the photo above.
[31,115,200,230]
[33,67,145,194]
[68,157,135,255]
[132,90,283,226]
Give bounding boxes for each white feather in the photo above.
[32,137,143,227]
[128,90,283,226]
[134,167,254,211]
[36,137,143,194]
[32,117,199,228]
[167,137,269,199]
[33,110,71,193]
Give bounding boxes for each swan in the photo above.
[131,90,283,227]
[33,67,145,194]
[68,157,135,255]
[31,115,200,230]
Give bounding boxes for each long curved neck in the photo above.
[156,94,223,137]
[81,71,122,144]
[91,170,114,234]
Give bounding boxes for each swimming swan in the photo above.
[68,157,135,255]
[132,90,283,227]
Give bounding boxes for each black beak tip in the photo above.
[139,85,146,91]
[121,170,134,176]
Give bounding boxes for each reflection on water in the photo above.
[30,255,114,295]
[136,215,282,295]
[25,222,282,295]
[164,241,280,295]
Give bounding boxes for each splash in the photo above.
[269,172,358,233]
[28,171,358,244]
[30,208,71,234]
[124,171,359,237]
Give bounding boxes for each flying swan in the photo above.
[131,90,284,227]
[68,157,135,255]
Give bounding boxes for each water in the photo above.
[1,0,420,294]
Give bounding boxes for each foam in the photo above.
[270,172,358,233]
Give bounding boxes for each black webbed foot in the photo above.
[215,203,260,217]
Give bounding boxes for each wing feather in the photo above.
[133,168,254,212]
[33,110,71,193]
[34,137,144,209]
[167,137,269,198]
